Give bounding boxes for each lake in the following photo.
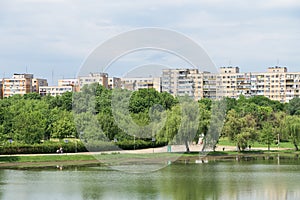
[1,158,300,199]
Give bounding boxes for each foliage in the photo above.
[0,85,300,153]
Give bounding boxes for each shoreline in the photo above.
[0,146,299,169]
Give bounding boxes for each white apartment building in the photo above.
[161,69,217,101]
[58,78,80,92]
[161,69,195,98]
[121,77,161,92]
[39,86,74,97]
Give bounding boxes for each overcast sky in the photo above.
[0,0,299,85]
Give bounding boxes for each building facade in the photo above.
[39,86,74,97]
[217,66,300,103]
[2,74,34,98]
[121,77,161,92]
[108,77,122,89]
[32,78,48,93]
[58,78,80,92]
[78,73,108,89]
[161,69,217,101]
[0,80,3,99]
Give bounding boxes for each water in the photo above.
[1,159,300,200]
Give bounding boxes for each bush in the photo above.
[0,141,87,155]
[0,139,168,154]
[116,140,167,150]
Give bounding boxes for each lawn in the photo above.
[218,137,295,149]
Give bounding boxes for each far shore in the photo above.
[0,145,299,169]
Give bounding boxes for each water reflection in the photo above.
[0,160,300,199]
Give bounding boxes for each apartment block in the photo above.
[32,78,48,93]
[58,78,80,92]
[39,86,74,97]
[217,66,300,102]
[121,77,161,92]
[108,77,122,89]
[161,69,217,101]
[0,80,3,99]
[3,73,34,98]
[78,73,108,89]
[161,69,195,98]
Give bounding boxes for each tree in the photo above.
[259,122,274,151]
[285,116,300,150]
[222,111,257,151]
[10,100,48,144]
[286,97,300,115]
[51,111,77,139]
[174,97,199,152]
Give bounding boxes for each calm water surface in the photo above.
[0,159,300,200]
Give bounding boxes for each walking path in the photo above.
[0,144,292,157]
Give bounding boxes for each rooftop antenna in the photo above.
[276,58,279,66]
[26,66,28,73]
[52,69,54,86]
[229,60,232,66]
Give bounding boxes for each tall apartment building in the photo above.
[78,73,108,89]
[217,66,300,102]
[121,77,161,92]
[161,69,195,98]
[161,69,217,101]
[3,73,34,98]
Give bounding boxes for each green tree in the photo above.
[285,116,300,150]
[51,111,77,139]
[286,97,300,115]
[259,122,274,151]
[10,100,48,144]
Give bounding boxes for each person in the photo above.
[57,147,63,154]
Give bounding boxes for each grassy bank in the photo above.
[1,149,300,169]
[218,137,295,149]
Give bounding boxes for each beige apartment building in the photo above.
[217,66,300,102]
[32,78,48,93]
[121,77,161,92]
[58,78,80,92]
[78,73,108,89]
[108,77,122,89]
[2,73,34,98]
[2,73,48,98]
[161,66,300,102]
[0,80,3,99]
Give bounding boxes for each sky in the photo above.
[0,0,300,85]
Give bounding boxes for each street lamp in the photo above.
[152,137,156,153]
[134,135,136,150]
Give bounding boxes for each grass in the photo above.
[0,154,96,163]
[218,137,295,149]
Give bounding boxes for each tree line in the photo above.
[0,83,300,152]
